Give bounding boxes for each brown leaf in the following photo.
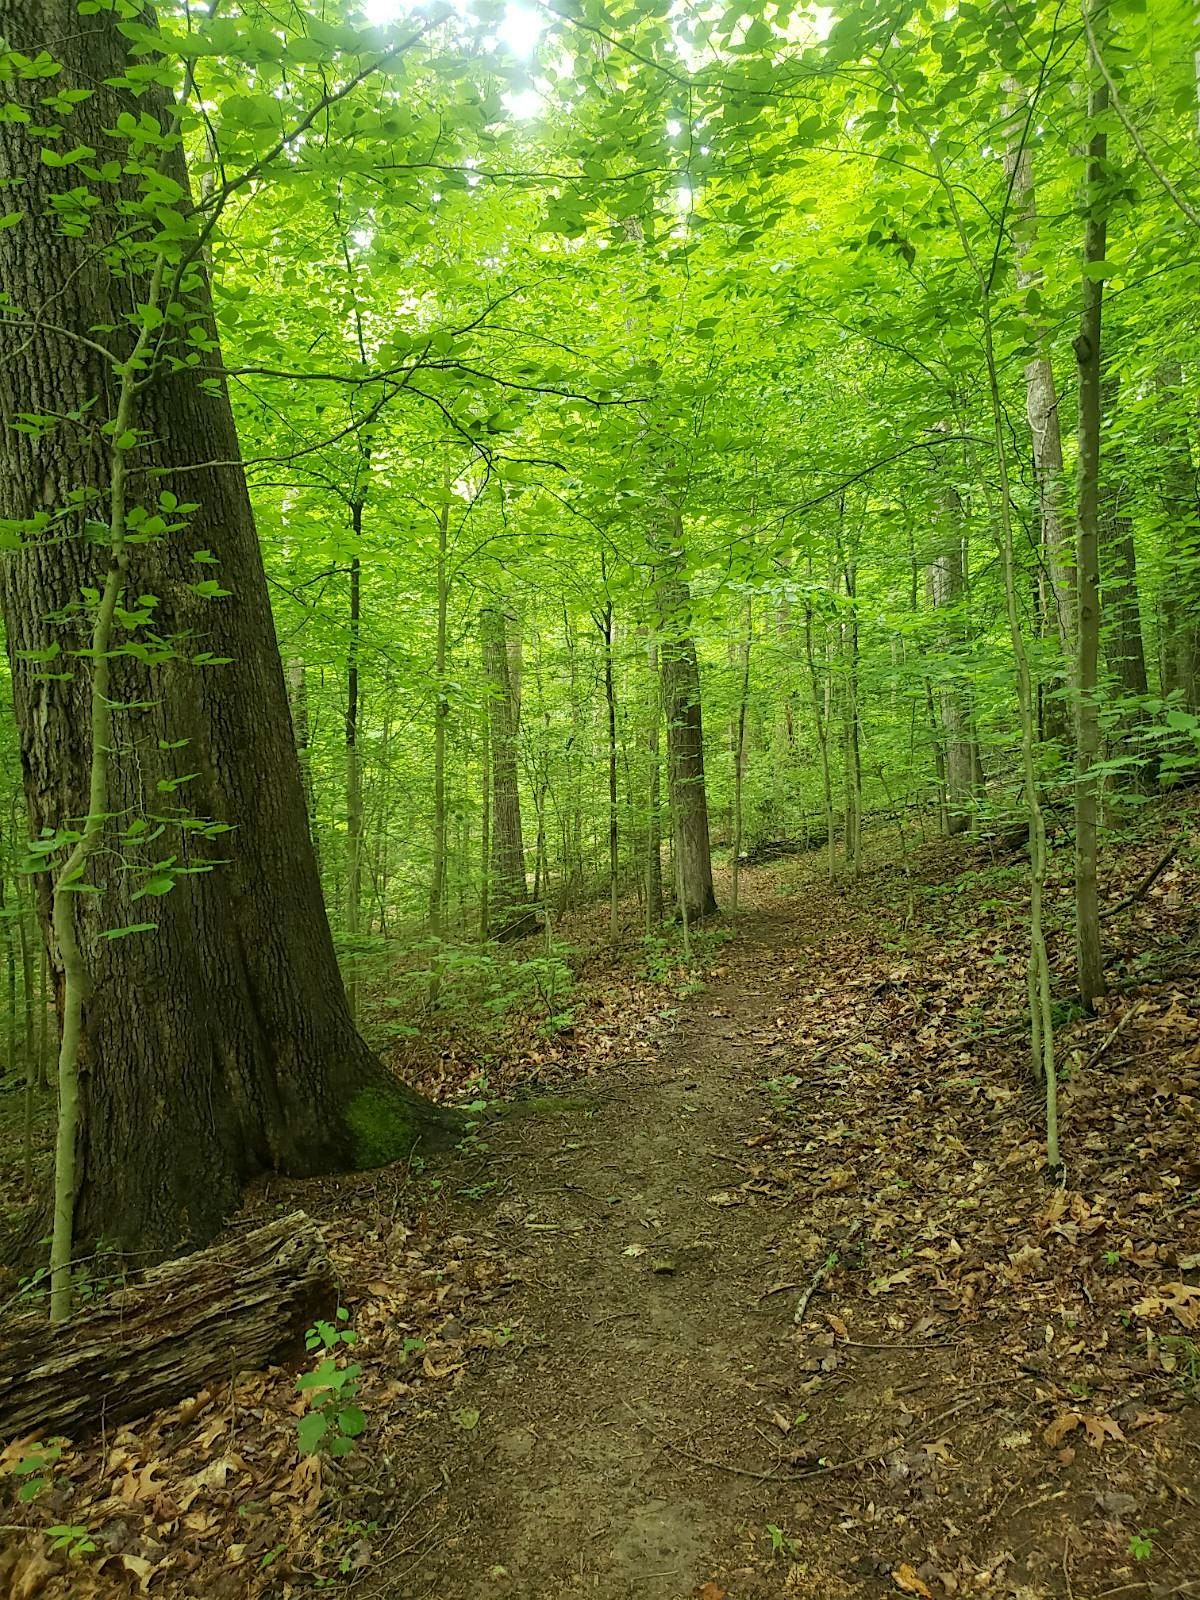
[119,1554,156,1591]
[1082,1415,1125,1450]
[694,1585,726,1600]
[1130,1410,1170,1430]
[1043,1411,1082,1448]
[893,1562,933,1598]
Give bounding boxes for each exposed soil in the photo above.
[3,821,1200,1600]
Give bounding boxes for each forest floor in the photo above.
[3,803,1200,1600]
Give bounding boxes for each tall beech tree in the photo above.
[0,0,457,1266]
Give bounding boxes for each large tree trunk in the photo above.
[0,2,460,1261]
[0,1213,334,1444]
[654,525,718,922]
[481,605,529,919]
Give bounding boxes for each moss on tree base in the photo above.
[345,1084,465,1168]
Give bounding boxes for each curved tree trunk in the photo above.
[0,2,460,1261]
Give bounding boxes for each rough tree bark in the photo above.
[0,2,460,1261]
[654,523,718,922]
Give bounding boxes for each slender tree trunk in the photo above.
[344,506,365,1021]
[927,480,977,835]
[1156,362,1200,710]
[1074,26,1109,1011]
[0,3,458,1264]
[803,593,837,880]
[654,524,718,922]
[287,657,319,864]
[478,676,491,943]
[602,597,620,953]
[36,938,48,1092]
[481,607,528,920]
[429,494,450,943]
[841,556,864,873]
[730,599,752,912]
[1095,371,1153,789]
[644,637,665,930]
[1004,83,1072,665]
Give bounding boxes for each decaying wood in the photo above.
[0,1212,334,1444]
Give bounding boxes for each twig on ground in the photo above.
[1101,847,1177,920]
[1082,1000,1144,1073]
[794,1220,863,1325]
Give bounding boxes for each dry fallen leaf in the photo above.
[120,1553,156,1591]
[893,1561,933,1598]
[1082,1415,1125,1449]
[1043,1410,1082,1448]
[694,1585,726,1600]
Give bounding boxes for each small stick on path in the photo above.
[794,1220,863,1325]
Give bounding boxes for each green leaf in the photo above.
[100,922,159,940]
[296,1411,328,1454]
[135,875,175,897]
[337,1405,367,1437]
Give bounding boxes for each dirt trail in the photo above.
[400,907,810,1600]
[382,844,1200,1600]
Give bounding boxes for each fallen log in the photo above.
[0,1211,335,1444]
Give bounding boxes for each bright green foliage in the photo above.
[296,1312,367,1458]
[1,0,1198,1139]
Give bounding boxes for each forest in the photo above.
[0,0,1199,1594]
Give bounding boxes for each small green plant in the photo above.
[295,1311,367,1458]
[766,1524,799,1560]
[1161,1335,1200,1398]
[1128,1529,1157,1561]
[12,1442,61,1503]
[46,1525,95,1560]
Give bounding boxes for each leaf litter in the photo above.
[1,796,1199,1598]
